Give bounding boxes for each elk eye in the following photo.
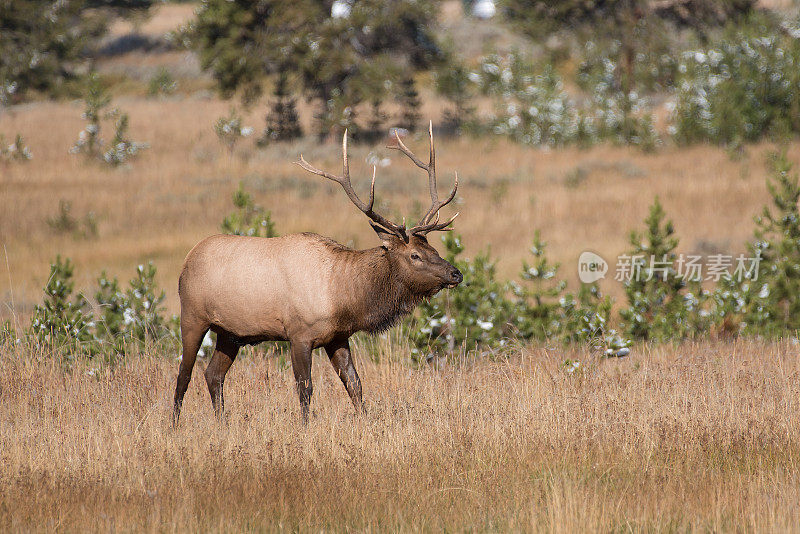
[410,253,421,261]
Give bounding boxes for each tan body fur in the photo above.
[180,233,422,346]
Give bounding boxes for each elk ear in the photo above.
[370,222,406,248]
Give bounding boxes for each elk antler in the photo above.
[388,121,458,235]
[296,131,408,240]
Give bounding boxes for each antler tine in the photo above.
[390,130,428,171]
[388,122,437,223]
[342,127,350,181]
[411,211,460,235]
[408,170,458,235]
[295,131,406,238]
[427,120,437,212]
[439,170,458,210]
[389,122,458,232]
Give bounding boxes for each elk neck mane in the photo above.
[318,236,423,335]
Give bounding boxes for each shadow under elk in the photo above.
[173,123,463,424]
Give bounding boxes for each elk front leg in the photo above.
[205,332,240,420]
[324,337,364,414]
[289,340,314,423]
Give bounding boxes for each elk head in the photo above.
[296,122,463,297]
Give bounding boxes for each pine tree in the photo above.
[125,262,168,346]
[364,98,388,141]
[189,0,442,135]
[512,232,567,340]
[619,197,706,341]
[95,263,175,354]
[406,233,516,360]
[513,233,629,354]
[743,152,800,337]
[259,73,302,145]
[29,256,95,354]
[396,76,422,133]
[1,0,152,103]
[502,0,755,36]
[70,73,111,160]
[96,273,129,342]
[70,73,148,166]
[355,54,399,142]
[435,63,475,135]
[221,183,278,238]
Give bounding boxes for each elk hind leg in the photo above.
[173,317,209,427]
[205,331,240,420]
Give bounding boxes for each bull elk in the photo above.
[172,123,462,424]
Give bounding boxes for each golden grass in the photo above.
[1,94,796,321]
[1,339,799,531]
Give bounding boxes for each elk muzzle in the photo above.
[444,266,463,288]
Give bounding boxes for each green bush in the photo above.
[0,320,15,345]
[95,264,176,355]
[220,183,277,238]
[513,233,630,354]
[0,134,32,162]
[29,256,177,360]
[407,233,517,360]
[474,53,657,149]
[95,273,128,342]
[406,231,631,359]
[147,67,177,97]
[70,74,110,160]
[512,232,567,340]
[576,38,679,95]
[501,0,755,37]
[619,198,709,341]
[710,267,753,337]
[558,285,631,357]
[124,262,170,345]
[671,34,800,145]
[741,152,800,336]
[70,74,148,166]
[103,113,149,166]
[45,200,98,240]
[590,86,658,150]
[214,107,253,155]
[29,256,96,356]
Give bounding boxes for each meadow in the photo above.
[1,339,799,531]
[3,2,800,531]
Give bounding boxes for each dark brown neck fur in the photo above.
[329,246,422,335]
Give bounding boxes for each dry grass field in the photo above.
[3,3,800,531]
[1,339,799,531]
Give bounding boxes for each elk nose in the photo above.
[450,268,463,284]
